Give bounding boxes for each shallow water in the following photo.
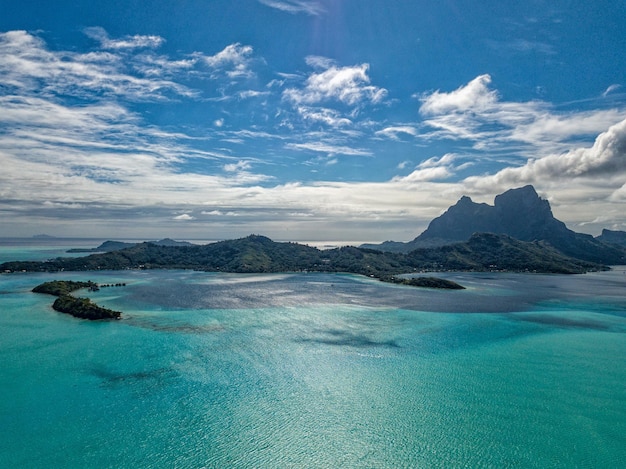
[1,243,625,468]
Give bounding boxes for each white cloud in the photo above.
[200,43,255,78]
[418,74,626,159]
[283,60,387,106]
[420,74,497,115]
[419,153,457,168]
[238,90,270,99]
[507,110,624,146]
[393,166,452,182]
[224,160,252,172]
[465,118,626,189]
[258,0,325,15]
[610,183,626,202]
[0,30,195,101]
[132,54,197,77]
[297,107,353,127]
[376,126,419,140]
[286,142,372,156]
[84,26,165,50]
[174,213,195,221]
[603,84,622,97]
[202,210,239,216]
[393,153,458,183]
[2,31,625,240]
[305,55,336,69]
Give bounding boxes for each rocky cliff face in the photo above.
[407,185,561,245]
[363,185,626,264]
[419,185,566,243]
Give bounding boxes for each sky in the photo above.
[1,0,625,242]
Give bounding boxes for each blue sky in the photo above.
[1,0,625,241]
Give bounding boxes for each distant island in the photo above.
[67,238,194,253]
[32,280,121,320]
[384,276,465,290]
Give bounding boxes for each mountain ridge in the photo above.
[0,232,605,276]
[362,185,626,265]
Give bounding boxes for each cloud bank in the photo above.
[1,29,625,239]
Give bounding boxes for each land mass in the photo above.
[384,276,466,289]
[3,186,619,279]
[67,238,194,253]
[32,280,121,320]
[2,232,604,277]
[361,185,626,265]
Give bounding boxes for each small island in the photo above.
[382,276,465,290]
[33,280,121,320]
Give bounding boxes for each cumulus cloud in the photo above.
[420,74,497,115]
[199,43,255,79]
[465,118,626,190]
[283,60,387,106]
[393,153,459,183]
[279,57,387,134]
[174,213,195,221]
[418,74,626,159]
[2,31,625,240]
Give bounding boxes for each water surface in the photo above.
[1,245,625,468]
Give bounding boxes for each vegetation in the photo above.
[32,280,121,320]
[52,295,121,320]
[405,233,603,274]
[32,280,97,296]
[3,233,606,279]
[383,276,466,289]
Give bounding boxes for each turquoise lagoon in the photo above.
[1,241,625,468]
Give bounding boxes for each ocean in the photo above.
[1,239,625,468]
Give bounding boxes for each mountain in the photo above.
[1,233,604,276]
[405,232,601,274]
[67,238,194,253]
[596,229,626,247]
[363,185,626,265]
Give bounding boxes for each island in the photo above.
[32,280,121,320]
[66,238,194,253]
[383,276,466,290]
[1,233,605,277]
